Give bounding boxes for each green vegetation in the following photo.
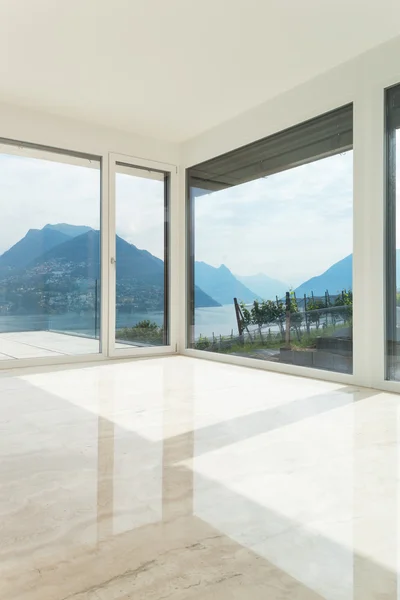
[116,320,164,345]
[333,289,353,320]
[194,289,353,356]
[193,323,344,354]
[240,292,302,338]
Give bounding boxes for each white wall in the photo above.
[0,100,180,164]
[180,35,400,167]
[180,34,400,391]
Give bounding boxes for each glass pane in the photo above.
[114,163,168,348]
[386,125,400,380]
[188,148,353,375]
[0,148,101,360]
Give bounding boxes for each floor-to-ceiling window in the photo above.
[0,142,101,360]
[187,105,353,374]
[112,161,169,349]
[386,85,400,380]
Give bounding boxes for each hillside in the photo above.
[236,272,287,300]
[195,262,257,305]
[115,235,165,283]
[295,254,353,297]
[294,250,400,298]
[30,229,166,285]
[0,228,71,270]
[44,223,93,238]
[30,229,102,278]
[194,285,221,308]
[0,225,221,312]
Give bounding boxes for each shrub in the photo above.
[116,320,164,344]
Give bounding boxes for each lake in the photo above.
[0,305,239,340]
[193,305,239,338]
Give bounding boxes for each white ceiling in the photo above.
[0,0,399,143]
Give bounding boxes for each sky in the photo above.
[194,151,353,286]
[0,142,399,288]
[0,152,165,259]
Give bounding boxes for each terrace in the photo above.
[0,331,127,360]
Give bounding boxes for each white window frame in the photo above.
[107,153,179,359]
[178,68,399,393]
[0,145,179,370]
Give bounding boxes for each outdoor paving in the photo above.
[0,331,127,360]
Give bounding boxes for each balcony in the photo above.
[0,331,127,360]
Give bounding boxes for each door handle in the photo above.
[110,257,116,265]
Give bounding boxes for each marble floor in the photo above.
[0,331,127,359]
[0,356,399,599]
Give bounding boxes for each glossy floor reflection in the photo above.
[0,356,398,599]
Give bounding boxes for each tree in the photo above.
[240,299,285,340]
[116,320,164,344]
[239,302,252,328]
[288,292,303,340]
[306,298,326,329]
[333,290,352,322]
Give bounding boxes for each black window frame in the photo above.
[186,104,354,355]
[385,85,400,379]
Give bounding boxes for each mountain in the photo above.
[295,254,353,297]
[44,223,93,238]
[195,262,257,305]
[115,235,166,284]
[30,229,101,278]
[236,273,288,300]
[0,224,232,311]
[23,229,220,308]
[294,249,400,297]
[31,229,167,284]
[194,285,221,308]
[35,232,223,304]
[0,228,71,270]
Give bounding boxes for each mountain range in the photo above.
[0,224,222,309]
[0,223,370,311]
[44,223,93,238]
[294,254,353,297]
[0,226,257,308]
[194,262,257,305]
[236,273,288,300]
[0,228,70,270]
[293,250,400,298]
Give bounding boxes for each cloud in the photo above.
[0,153,100,253]
[0,153,166,260]
[115,172,165,258]
[3,145,392,287]
[194,152,353,284]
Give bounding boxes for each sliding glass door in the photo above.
[0,142,101,362]
[0,145,174,366]
[108,155,170,356]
